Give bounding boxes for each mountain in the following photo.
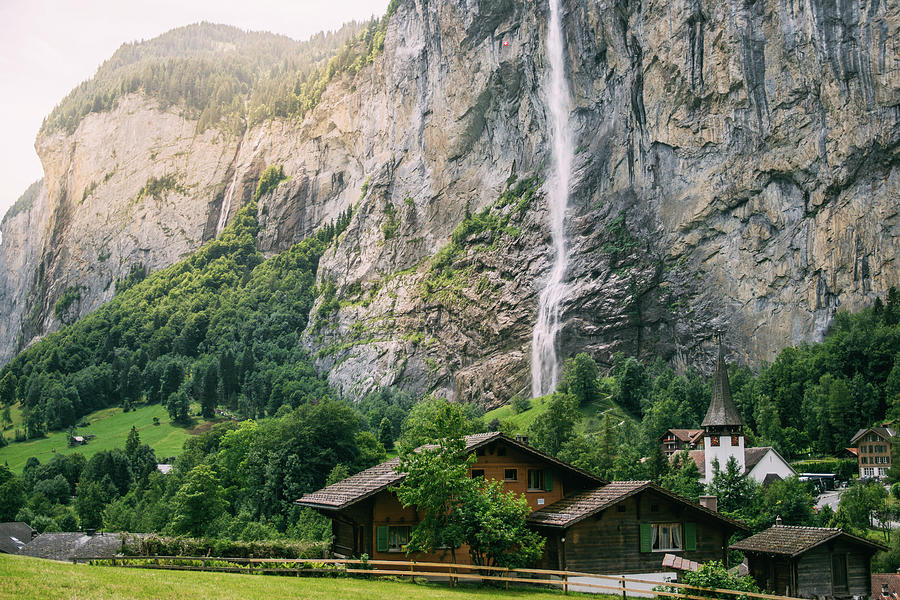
[1,0,897,407]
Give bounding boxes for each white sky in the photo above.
[0,0,388,219]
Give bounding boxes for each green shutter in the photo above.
[544,469,553,491]
[376,526,389,552]
[684,522,697,551]
[639,523,652,553]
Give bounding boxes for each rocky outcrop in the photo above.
[1,0,898,407]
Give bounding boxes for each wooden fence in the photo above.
[73,556,801,600]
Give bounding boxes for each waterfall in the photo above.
[215,174,239,236]
[531,0,574,398]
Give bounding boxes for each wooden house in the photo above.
[872,572,900,600]
[660,429,704,457]
[296,432,603,562]
[298,432,747,574]
[527,480,747,574]
[850,427,897,479]
[730,525,887,598]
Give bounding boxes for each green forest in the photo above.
[40,1,403,135]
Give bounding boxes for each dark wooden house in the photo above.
[527,480,747,574]
[731,525,887,598]
[298,432,746,574]
[296,432,603,563]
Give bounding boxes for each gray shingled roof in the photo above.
[731,525,887,556]
[526,480,747,530]
[0,522,35,554]
[701,344,743,428]
[297,432,603,510]
[850,427,898,445]
[18,532,145,561]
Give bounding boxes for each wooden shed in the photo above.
[526,480,748,574]
[730,525,887,598]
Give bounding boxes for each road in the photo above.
[816,489,841,512]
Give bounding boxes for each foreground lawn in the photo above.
[0,404,214,472]
[0,554,591,600]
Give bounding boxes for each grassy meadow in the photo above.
[484,391,633,435]
[0,403,212,472]
[0,554,596,600]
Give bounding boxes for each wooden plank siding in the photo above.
[746,540,874,598]
[540,489,728,574]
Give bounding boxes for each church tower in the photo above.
[701,341,744,482]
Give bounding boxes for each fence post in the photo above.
[621,574,627,600]
[410,560,415,582]
[505,567,510,590]
[563,571,568,595]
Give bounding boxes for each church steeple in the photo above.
[701,339,743,430]
[700,337,745,483]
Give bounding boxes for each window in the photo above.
[527,469,553,491]
[652,523,683,551]
[832,553,848,592]
[710,436,720,447]
[471,469,485,479]
[504,468,517,481]
[731,436,740,446]
[864,467,874,477]
[388,526,410,552]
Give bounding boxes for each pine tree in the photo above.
[125,426,140,459]
[377,417,394,451]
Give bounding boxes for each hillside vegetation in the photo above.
[41,3,402,135]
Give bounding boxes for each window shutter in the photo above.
[544,469,553,491]
[639,523,652,553]
[684,522,697,551]
[376,526,389,552]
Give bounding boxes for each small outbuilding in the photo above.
[730,524,887,598]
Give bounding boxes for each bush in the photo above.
[511,395,531,414]
[658,560,759,599]
[124,535,329,559]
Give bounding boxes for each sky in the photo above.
[0,0,389,220]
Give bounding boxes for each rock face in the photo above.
[1,0,898,407]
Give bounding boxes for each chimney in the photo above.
[775,516,783,526]
[699,495,718,512]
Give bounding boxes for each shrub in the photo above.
[124,535,329,559]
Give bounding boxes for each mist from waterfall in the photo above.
[530,0,573,398]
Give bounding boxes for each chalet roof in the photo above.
[18,532,146,561]
[525,480,747,531]
[873,573,900,600]
[663,429,704,443]
[850,427,898,445]
[296,432,604,511]
[701,343,743,428]
[730,525,887,557]
[0,522,35,554]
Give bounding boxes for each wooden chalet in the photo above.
[296,432,602,562]
[850,427,897,479]
[731,525,887,598]
[298,432,747,574]
[527,480,747,574]
[660,429,704,457]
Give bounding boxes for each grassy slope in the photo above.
[0,403,210,472]
[0,554,593,600]
[484,385,634,435]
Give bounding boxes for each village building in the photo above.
[731,524,887,598]
[660,429,704,457]
[850,427,897,479]
[873,572,900,600]
[526,480,746,574]
[297,432,747,575]
[0,522,36,554]
[680,344,795,484]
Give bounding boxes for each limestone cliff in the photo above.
[1,0,897,408]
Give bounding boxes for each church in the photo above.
[671,344,796,484]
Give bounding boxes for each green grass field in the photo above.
[0,554,595,600]
[0,403,212,472]
[484,389,634,436]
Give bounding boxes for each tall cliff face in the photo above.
[1,0,898,407]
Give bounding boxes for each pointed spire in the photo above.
[701,337,743,428]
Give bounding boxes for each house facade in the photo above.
[527,481,746,574]
[850,427,897,479]
[731,525,887,598]
[297,432,747,573]
[660,429,703,457]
